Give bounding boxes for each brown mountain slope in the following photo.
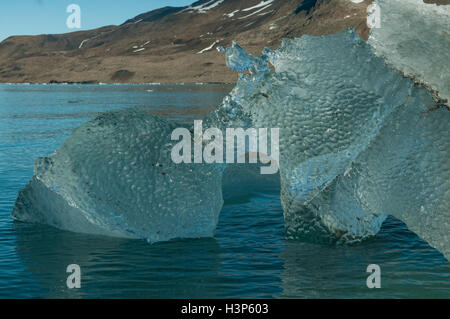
[0,0,442,84]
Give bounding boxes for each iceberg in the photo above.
[212,29,448,253]
[368,0,450,102]
[13,111,224,242]
[13,0,449,259]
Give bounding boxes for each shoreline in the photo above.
[0,81,236,86]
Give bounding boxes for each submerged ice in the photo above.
[13,0,449,259]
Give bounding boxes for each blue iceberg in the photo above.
[13,0,449,260]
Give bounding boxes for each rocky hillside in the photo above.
[0,0,445,84]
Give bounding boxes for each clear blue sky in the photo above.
[0,0,194,41]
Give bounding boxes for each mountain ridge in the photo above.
[0,0,446,84]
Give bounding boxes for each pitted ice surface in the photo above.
[369,0,450,102]
[13,110,223,242]
[13,1,449,260]
[210,29,449,258]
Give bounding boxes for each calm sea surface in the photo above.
[0,84,448,298]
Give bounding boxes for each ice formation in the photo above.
[369,0,450,102]
[211,29,449,253]
[13,0,449,259]
[13,111,224,242]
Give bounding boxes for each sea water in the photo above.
[0,84,448,298]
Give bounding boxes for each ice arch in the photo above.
[13,0,449,260]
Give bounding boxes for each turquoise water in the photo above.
[0,84,448,299]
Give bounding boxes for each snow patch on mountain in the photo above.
[239,4,274,19]
[242,0,274,12]
[184,0,226,14]
[197,40,220,54]
[225,10,240,18]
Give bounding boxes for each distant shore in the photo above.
[0,81,236,85]
[0,0,372,85]
[1,0,447,85]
